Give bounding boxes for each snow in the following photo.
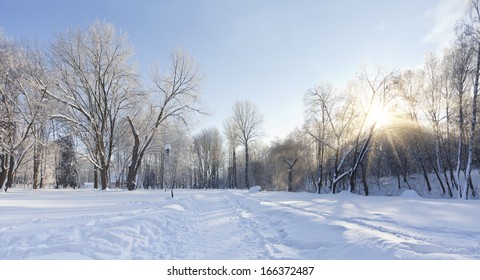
[248,186,262,193]
[0,188,479,260]
[400,189,422,199]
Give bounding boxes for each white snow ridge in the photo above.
[0,188,479,260]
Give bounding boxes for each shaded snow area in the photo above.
[0,189,479,260]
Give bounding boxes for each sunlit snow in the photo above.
[0,188,479,260]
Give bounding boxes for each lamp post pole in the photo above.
[164,144,173,198]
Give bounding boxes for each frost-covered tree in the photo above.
[0,33,49,192]
[125,49,203,191]
[193,128,224,189]
[48,20,137,190]
[449,30,473,198]
[223,117,239,188]
[303,83,336,193]
[461,0,480,199]
[231,100,263,189]
[346,66,395,195]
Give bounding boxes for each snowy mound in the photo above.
[336,190,355,197]
[248,186,262,193]
[400,189,421,199]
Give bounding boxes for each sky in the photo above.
[0,0,469,143]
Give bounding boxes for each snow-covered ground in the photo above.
[0,188,479,260]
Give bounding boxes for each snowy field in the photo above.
[0,188,479,260]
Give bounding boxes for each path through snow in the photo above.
[0,189,479,259]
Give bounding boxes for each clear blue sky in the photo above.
[0,0,468,142]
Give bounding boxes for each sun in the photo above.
[366,104,393,129]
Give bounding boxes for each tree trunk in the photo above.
[442,169,453,198]
[464,44,480,199]
[332,179,337,194]
[455,96,464,198]
[40,144,46,189]
[126,163,138,191]
[226,153,232,188]
[404,174,412,190]
[233,149,237,188]
[100,167,108,190]
[32,144,41,190]
[426,150,446,196]
[317,140,324,194]
[126,116,142,191]
[361,163,369,196]
[287,167,293,192]
[0,155,8,191]
[433,140,447,196]
[420,161,432,193]
[349,126,375,194]
[349,171,357,193]
[94,166,98,189]
[245,144,249,189]
[126,140,140,191]
[5,155,15,192]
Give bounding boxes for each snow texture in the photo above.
[400,189,422,199]
[0,188,479,260]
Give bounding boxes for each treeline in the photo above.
[2,2,480,199]
[297,0,480,199]
[0,20,203,192]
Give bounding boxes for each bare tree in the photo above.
[223,117,239,188]
[347,66,395,195]
[270,134,304,192]
[462,0,480,199]
[449,29,473,198]
[231,100,263,189]
[328,93,358,194]
[421,53,449,196]
[303,83,336,193]
[193,128,223,189]
[47,20,137,190]
[0,34,49,191]
[125,48,203,191]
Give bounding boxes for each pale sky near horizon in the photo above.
[0,0,469,143]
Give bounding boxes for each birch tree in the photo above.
[449,30,473,198]
[462,0,480,199]
[421,53,449,196]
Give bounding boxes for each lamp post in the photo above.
[164,144,173,198]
